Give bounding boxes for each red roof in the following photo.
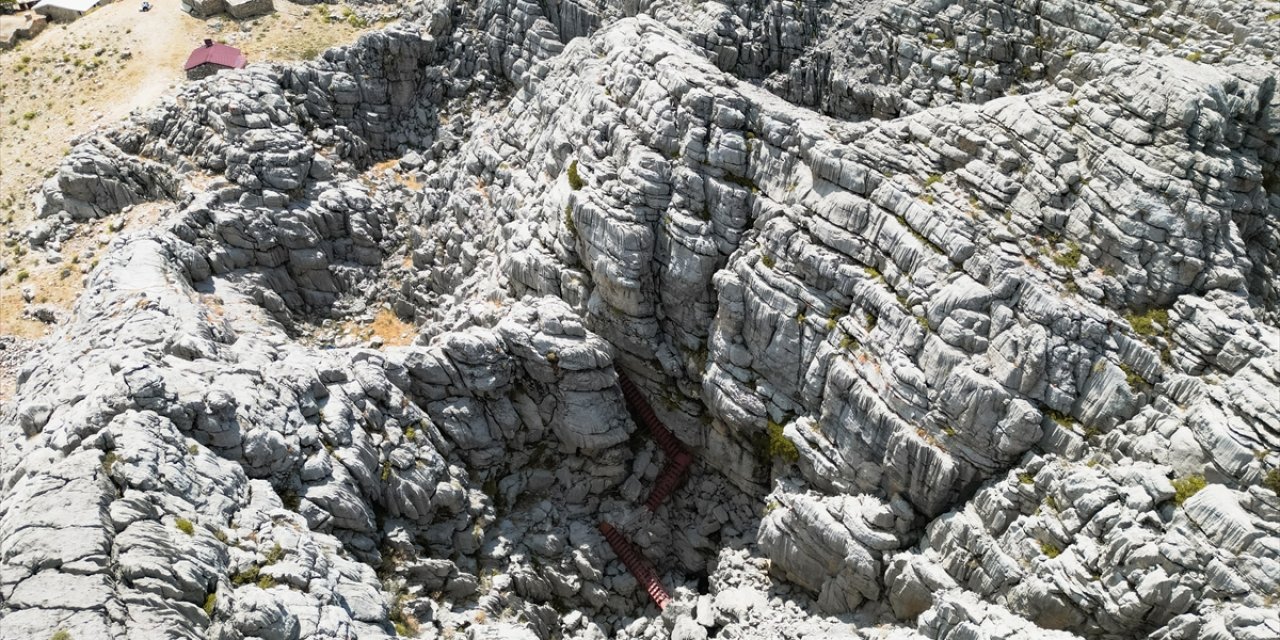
[183,42,247,71]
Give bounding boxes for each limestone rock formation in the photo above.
[2,0,1279,639]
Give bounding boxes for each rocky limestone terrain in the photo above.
[2,0,1279,639]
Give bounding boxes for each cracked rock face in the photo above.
[2,0,1279,639]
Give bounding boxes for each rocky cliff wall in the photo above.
[2,1,1278,639]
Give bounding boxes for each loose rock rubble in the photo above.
[2,0,1278,639]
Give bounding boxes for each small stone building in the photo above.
[183,40,246,80]
[180,0,271,19]
[31,0,105,22]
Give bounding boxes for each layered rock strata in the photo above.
[2,0,1279,639]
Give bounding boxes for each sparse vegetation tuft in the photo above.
[1052,240,1082,269]
[766,420,800,463]
[1264,469,1280,497]
[232,566,260,586]
[567,160,585,190]
[1125,308,1170,337]
[1040,541,1061,558]
[175,518,195,535]
[1172,474,1206,505]
[264,543,285,565]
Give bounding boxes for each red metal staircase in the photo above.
[594,371,704,611]
[617,372,694,510]
[599,522,672,610]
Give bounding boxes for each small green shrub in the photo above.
[559,207,576,235]
[1126,308,1170,337]
[1185,51,1202,63]
[175,518,195,536]
[50,631,71,640]
[1119,362,1146,390]
[1263,469,1280,497]
[1172,474,1206,504]
[1018,472,1035,485]
[566,160,584,191]
[257,575,277,589]
[264,543,285,565]
[924,174,943,187]
[16,269,29,282]
[1046,408,1075,429]
[1052,241,1082,269]
[231,565,259,586]
[1040,541,1061,558]
[766,420,799,463]
[839,334,859,351]
[203,592,217,617]
[761,254,775,268]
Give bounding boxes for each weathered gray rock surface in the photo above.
[3,0,1279,639]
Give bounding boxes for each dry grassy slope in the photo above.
[0,0,382,339]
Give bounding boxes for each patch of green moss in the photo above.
[1040,541,1061,558]
[50,631,71,640]
[761,254,775,269]
[203,593,217,617]
[175,518,195,536]
[1018,472,1035,485]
